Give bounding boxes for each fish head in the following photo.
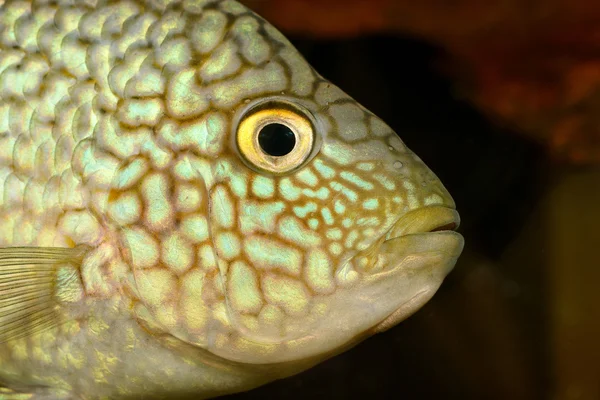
[200,91,464,366]
[119,2,463,373]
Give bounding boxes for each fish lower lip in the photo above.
[385,206,460,241]
[380,230,464,262]
[371,231,464,329]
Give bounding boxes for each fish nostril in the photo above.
[430,222,458,232]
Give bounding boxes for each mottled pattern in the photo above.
[0,0,463,398]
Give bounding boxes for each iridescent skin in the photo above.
[0,0,464,399]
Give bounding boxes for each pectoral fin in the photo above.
[0,246,87,343]
[0,386,34,399]
[0,386,70,400]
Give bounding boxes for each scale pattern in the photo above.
[0,0,458,398]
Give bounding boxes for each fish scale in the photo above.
[0,0,463,398]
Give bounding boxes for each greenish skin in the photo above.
[0,0,464,399]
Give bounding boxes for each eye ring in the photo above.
[235,100,316,175]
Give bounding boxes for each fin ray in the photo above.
[0,288,52,302]
[0,293,52,309]
[0,246,87,343]
[0,386,35,400]
[0,314,57,340]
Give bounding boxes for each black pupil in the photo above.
[258,123,296,157]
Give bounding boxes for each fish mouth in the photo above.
[369,205,463,276]
[368,205,464,333]
[358,206,463,275]
[385,205,461,240]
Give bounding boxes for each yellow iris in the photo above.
[236,100,316,175]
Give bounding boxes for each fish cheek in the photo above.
[198,159,406,363]
[105,155,230,347]
[201,174,328,344]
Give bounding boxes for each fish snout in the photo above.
[351,205,463,276]
[385,206,460,240]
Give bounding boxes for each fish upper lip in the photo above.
[384,206,460,241]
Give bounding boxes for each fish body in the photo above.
[0,0,464,399]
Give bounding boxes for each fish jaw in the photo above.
[203,206,463,365]
[331,206,464,335]
[370,229,464,333]
[315,230,464,347]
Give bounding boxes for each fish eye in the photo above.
[235,101,316,175]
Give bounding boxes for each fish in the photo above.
[0,0,464,398]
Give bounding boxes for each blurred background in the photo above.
[224,1,600,399]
